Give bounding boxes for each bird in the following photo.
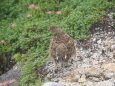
[49,26,76,68]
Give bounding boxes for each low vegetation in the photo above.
[0,0,114,86]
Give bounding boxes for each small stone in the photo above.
[97,39,101,44]
[95,80,114,86]
[92,60,98,65]
[85,67,103,77]
[84,81,94,86]
[93,38,96,42]
[111,44,115,51]
[42,82,62,86]
[104,72,114,79]
[0,79,18,86]
[81,74,86,78]
[113,51,115,58]
[78,78,86,83]
[63,70,80,82]
[13,66,18,70]
[101,63,115,72]
[63,76,78,82]
[89,77,100,82]
[103,41,112,46]
[75,74,81,79]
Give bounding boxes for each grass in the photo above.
[0,0,114,86]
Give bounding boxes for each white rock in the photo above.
[84,81,94,86]
[97,39,102,44]
[111,44,115,51]
[104,72,114,79]
[78,77,86,83]
[95,80,114,86]
[93,38,96,42]
[42,82,62,86]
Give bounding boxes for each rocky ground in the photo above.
[0,65,20,86]
[44,12,115,86]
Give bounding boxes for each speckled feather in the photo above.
[49,26,76,66]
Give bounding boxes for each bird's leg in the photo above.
[61,55,68,68]
[54,57,61,73]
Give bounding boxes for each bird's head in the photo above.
[50,26,59,32]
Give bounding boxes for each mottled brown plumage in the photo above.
[49,26,76,67]
[56,43,67,67]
